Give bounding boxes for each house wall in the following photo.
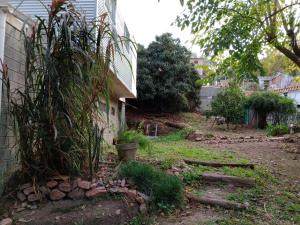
[199,86,223,112]
[8,0,97,22]
[0,8,29,194]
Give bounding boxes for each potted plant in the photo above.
[116,130,151,161]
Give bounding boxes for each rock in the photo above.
[109,187,119,193]
[126,189,137,199]
[19,183,31,190]
[50,175,69,182]
[50,189,66,201]
[72,180,78,189]
[137,192,150,202]
[58,182,72,193]
[85,187,107,198]
[17,192,27,202]
[117,187,128,193]
[139,204,147,214]
[121,179,126,187]
[91,183,98,189]
[115,209,121,215]
[0,218,12,225]
[39,186,50,196]
[68,188,85,200]
[47,180,58,189]
[136,196,145,204]
[26,204,37,210]
[78,180,91,190]
[16,207,26,213]
[23,187,34,196]
[27,193,39,202]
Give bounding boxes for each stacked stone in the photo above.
[16,175,149,213]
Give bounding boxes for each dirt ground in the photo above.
[183,113,300,190]
[13,198,139,225]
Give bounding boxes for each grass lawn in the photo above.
[136,130,300,225]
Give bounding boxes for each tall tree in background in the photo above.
[175,0,300,81]
[131,33,201,113]
[261,48,300,76]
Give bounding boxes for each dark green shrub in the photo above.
[211,87,246,128]
[246,92,296,128]
[119,161,184,210]
[266,124,290,136]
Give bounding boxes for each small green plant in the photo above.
[119,161,184,211]
[118,130,152,152]
[159,159,175,170]
[157,128,194,142]
[266,124,289,136]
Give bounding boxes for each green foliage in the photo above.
[211,87,246,127]
[266,124,290,136]
[119,161,184,210]
[118,130,152,152]
[247,92,296,128]
[2,1,127,178]
[175,0,300,82]
[129,33,201,112]
[157,128,194,142]
[261,49,300,76]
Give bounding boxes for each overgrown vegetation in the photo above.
[266,124,290,136]
[128,33,201,113]
[119,161,184,212]
[246,92,296,128]
[118,130,152,151]
[2,0,129,179]
[211,87,246,128]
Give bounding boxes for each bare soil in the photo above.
[13,198,139,225]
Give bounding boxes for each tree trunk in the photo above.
[258,113,267,129]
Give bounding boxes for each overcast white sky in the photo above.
[118,0,200,55]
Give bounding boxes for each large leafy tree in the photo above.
[175,0,300,82]
[131,33,201,112]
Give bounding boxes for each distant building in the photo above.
[199,86,224,112]
[190,56,210,78]
[258,73,292,90]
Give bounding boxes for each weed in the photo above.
[119,161,184,209]
[156,203,176,214]
[127,214,154,225]
[157,128,194,142]
[266,124,289,136]
[159,159,175,170]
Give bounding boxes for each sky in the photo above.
[118,0,201,55]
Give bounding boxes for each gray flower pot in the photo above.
[116,142,138,162]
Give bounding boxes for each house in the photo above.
[190,56,210,78]
[0,0,136,192]
[274,84,300,112]
[258,73,293,90]
[199,86,223,112]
